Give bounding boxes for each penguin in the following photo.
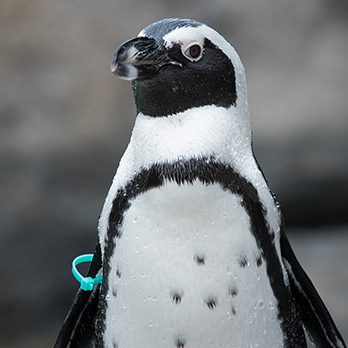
[55,18,346,348]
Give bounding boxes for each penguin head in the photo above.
[112,18,247,117]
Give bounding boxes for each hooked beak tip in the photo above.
[111,62,139,81]
[110,63,117,74]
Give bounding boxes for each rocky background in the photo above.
[1,0,347,346]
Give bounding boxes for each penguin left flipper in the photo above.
[280,230,346,348]
[54,242,102,348]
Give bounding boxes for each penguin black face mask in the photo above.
[110,20,237,117]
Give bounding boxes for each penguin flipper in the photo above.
[54,242,102,348]
[280,231,346,348]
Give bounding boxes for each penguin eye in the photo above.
[182,42,203,62]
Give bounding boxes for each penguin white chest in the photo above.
[104,180,284,348]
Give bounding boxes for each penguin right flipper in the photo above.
[280,231,346,348]
[54,242,102,348]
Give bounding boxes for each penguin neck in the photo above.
[130,104,253,170]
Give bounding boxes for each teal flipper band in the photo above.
[72,254,103,291]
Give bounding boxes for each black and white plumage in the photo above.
[55,18,346,348]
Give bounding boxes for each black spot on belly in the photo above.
[112,339,118,348]
[175,337,185,348]
[229,286,238,297]
[193,253,205,265]
[231,305,237,315]
[116,269,121,279]
[172,294,181,304]
[238,255,249,268]
[171,291,183,304]
[112,286,117,297]
[256,255,263,267]
[205,296,218,309]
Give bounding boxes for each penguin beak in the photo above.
[111,37,181,80]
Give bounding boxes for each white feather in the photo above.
[104,181,284,348]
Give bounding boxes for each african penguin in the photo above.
[55,18,346,348]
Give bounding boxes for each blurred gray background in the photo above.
[1,0,347,346]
